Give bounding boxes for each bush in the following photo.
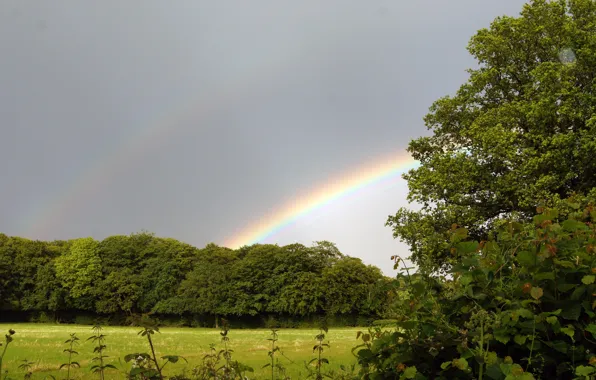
[354,200,596,379]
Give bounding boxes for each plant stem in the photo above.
[271,336,275,380]
[0,337,10,380]
[478,320,484,380]
[526,317,536,372]
[67,341,73,380]
[317,331,322,379]
[98,341,104,380]
[146,331,163,380]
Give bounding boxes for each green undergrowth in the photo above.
[352,199,596,379]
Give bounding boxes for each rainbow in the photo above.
[24,31,418,242]
[24,44,343,239]
[224,153,419,248]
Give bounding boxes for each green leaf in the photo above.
[546,316,558,325]
[516,308,534,319]
[357,349,373,360]
[456,241,479,254]
[530,287,543,300]
[487,270,494,282]
[562,219,587,232]
[485,364,503,380]
[585,324,596,338]
[575,365,596,376]
[129,368,145,376]
[514,335,527,345]
[500,363,513,375]
[560,303,582,320]
[560,326,575,341]
[553,259,575,269]
[403,366,417,378]
[440,361,452,370]
[546,340,569,353]
[451,228,468,242]
[516,251,536,267]
[518,373,536,380]
[460,273,473,286]
[161,355,187,363]
[453,358,469,370]
[494,328,510,344]
[485,351,498,366]
[533,272,555,281]
[582,275,595,285]
[570,286,586,300]
[557,283,576,292]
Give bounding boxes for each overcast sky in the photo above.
[1,0,528,275]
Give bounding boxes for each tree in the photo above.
[357,199,596,379]
[322,257,386,315]
[0,234,15,310]
[55,237,101,303]
[94,268,141,314]
[387,0,596,270]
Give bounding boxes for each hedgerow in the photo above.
[354,198,596,379]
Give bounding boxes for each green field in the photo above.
[0,324,362,379]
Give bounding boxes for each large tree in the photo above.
[388,0,596,270]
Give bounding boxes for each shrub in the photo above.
[354,200,596,379]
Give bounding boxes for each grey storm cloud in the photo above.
[0,0,528,274]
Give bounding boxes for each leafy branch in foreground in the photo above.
[356,199,596,379]
[60,333,80,380]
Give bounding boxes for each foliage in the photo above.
[124,317,188,380]
[0,233,389,325]
[307,327,331,379]
[87,325,116,379]
[262,329,291,380]
[215,318,253,379]
[175,319,254,379]
[356,200,596,379]
[55,237,101,303]
[387,0,596,271]
[17,358,34,379]
[60,333,80,380]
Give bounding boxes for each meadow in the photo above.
[0,324,361,379]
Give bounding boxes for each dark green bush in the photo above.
[354,200,596,379]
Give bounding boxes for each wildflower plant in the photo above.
[87,325,116,379]
[0,329,16,380]
[60,333,80,380]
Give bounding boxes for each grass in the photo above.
[0,324,361,379]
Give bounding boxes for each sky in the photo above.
[1,0,528,275]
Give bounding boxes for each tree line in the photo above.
[0,233,391,326]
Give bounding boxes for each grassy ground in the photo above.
[0,324,362,379]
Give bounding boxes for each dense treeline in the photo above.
[0,233,390,326]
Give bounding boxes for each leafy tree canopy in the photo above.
[388,0,596,270]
